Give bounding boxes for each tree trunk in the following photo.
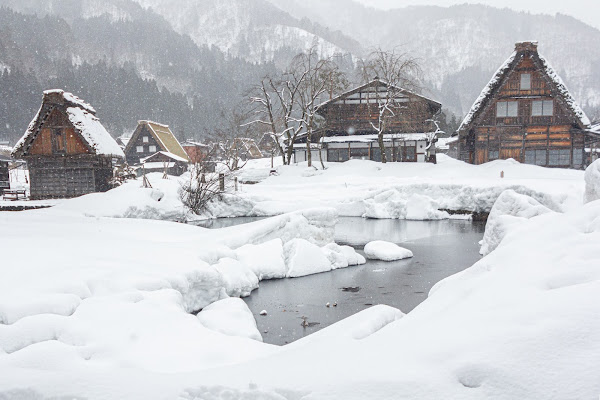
[306,127,312,167]
[378,131,387,163]
[286,143,294,165]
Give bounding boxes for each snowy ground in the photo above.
[1,157,598,399]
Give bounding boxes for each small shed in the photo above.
[124,120,190,164]
[138,151,189,177]
[11,90,124,200]
[181,140,211,164]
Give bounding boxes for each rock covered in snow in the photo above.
[584,159,600,204]
[480,189,552,256]
[197,297,263,342]
[364,241,413,261]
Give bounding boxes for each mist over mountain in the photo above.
[1,0,599,145]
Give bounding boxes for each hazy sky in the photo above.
[355,0,600,30]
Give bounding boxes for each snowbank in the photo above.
[284,238,332,278]
[584,159,600,204]
[364,241,414,261]
[480,189,552,256]
[197,298,263,342]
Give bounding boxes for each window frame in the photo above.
[149,145,157,153]
[520,73,531,90]
[143,136,149,143]
[136,145,144,153]
[496,101,518,117]
[532,100,554,116]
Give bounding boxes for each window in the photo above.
[143,136,149,143]
[51,128,66,154]
[573,148,583,166]
[371,147,392,162]
[520,74,531,90]
[136,146,144,153]
[548,149,570,166]
[525,149,547,166]
[349,147,369,160]
[496,101,518,117]
[149,145,157,153]
[488,150,499,161]
[532,100,554,116]
[327,149,348,162]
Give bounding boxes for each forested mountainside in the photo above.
[1,0,599,145]
[0,3,276,144]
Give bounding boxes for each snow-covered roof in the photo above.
[141,151,189,163]
[435,136,459,150]
[458,51,517,132]
[318,79,441,111]
[67,107,124,157]
[181,140,210,148]
[12,90,124,158]
[322,133,432,143]
[459,42,590,132]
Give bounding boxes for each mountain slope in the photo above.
[269,1,600,116]
[132,0,362,66]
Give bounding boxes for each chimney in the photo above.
[43,89,65,106]
[515,41,538,53]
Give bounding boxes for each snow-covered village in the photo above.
[1,0,600,399]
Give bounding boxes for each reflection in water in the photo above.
[193,216,485,346]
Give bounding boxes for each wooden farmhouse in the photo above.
[232,138,263,160]
[293,79,442,163]
[11,90,124,200]
[457,41,593,169]
[124,120,190,165]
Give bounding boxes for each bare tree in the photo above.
[248,70,307,165]
[359,47,422,163]
[293,47,348,167]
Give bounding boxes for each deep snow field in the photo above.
[1,156,599,399]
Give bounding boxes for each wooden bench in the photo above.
[3,189,27,201]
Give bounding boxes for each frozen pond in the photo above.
[198,217,485,345]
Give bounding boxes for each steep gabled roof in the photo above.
[459,41,590,133]
[126,120,190,162]
[12,90,124,158]
[317,79,442,112]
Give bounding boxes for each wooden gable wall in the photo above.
[321,88,439,135]
[29,108,90,156]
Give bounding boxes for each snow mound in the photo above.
[292,304,404,345]
[364,241,413,261]
[212,258,259,298]
[584,159,600,204]
[323,243,366,267]
[405,194,451,220]
[197,298,263,342]
[480,189,553,256]
[235,239,287,280]
[284,238,332,278]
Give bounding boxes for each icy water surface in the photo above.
[200,217,485,345]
